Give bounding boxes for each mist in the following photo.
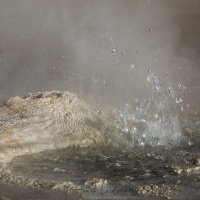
[0,0,199,109]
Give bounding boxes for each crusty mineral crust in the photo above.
[0,91,113,164]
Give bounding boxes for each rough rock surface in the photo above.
[0,91,113,164]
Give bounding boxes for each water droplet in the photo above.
[155,85,162,92]
[53,167,66,172]
[166,72,170,76]
[115,163,122,167]
[157,142,161,146]
[178,84,186,93]
[97,110,101,114]
[176,97,183,104]
[147,74,162,91]
[131,127,137,133]
[119,49,125,56]
[131,64,135,69]
[188,141,193,146]
[122,127,129,133]
[140,142,145,146]
[179,66,182,70]
[149,27,152,31]
[167,87,175,99]
[110,47,116,56]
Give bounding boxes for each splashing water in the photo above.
[147,73,163,92]
[113,99,182,148]
[110,72,192,149]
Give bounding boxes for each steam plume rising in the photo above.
[0,0,199,109]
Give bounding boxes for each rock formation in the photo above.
[0,91,113,164]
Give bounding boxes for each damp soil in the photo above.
[1,142,200,200]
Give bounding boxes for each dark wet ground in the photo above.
[0,184,73,200]
[1,141,200,200]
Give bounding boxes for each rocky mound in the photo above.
[0,91,113,164]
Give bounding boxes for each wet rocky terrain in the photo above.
[0,142,199,200]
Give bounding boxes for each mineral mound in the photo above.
[0,91,113,164]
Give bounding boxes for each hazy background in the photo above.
[0,0,199,109]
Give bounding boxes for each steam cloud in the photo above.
[0,0,199,109]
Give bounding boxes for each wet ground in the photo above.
[0,140,199,200]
